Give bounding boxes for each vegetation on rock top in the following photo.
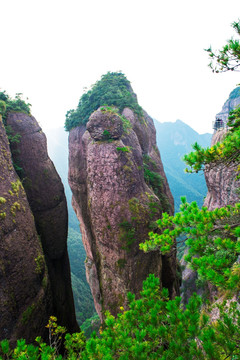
[0,91,31,123]
[64,72,143,131]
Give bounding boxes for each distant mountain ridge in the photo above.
[154,119,212,211]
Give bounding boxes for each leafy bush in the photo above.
[64,72,143,131]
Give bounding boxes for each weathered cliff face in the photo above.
[69,107,178,320]
[0,115,53,343]
[203,129,240,210]
[6,112,79,333]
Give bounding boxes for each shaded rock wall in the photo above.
[69,107,178,320]
[0,115,53,344]
[6,112,79,333]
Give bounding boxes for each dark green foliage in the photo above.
[4,123,23,175]
[228,105,240,132]
[80,314,100,339]
[4,125,21,144]
[102,130,112,140]
[21,304,35,324]
[116,258,127,269]
[0,100,6,115]
[0,91,31,174]
[64,72,143,131]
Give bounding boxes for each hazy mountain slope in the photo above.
[154,119,212,211]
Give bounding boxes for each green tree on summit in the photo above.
[64,72,143,131]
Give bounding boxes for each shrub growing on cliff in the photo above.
[0,91,31,123]
[64,72,143,131]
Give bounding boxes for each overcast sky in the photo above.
[1,0,240,134]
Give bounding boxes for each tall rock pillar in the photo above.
[69,106,178,320]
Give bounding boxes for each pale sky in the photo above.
[1,0,240,134]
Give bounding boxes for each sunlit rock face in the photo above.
[6,112,79,334]
[69,106,178,320]
[0,115,53,344]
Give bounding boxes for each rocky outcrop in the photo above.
[6,112,79,333]
[0,115,53,344]
[203,129,240,210]
[204,87,240,210]
[69,106,178,320]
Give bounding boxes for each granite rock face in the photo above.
[0,115,53,344]
[6,112,79,333]
[69,107,178,320]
